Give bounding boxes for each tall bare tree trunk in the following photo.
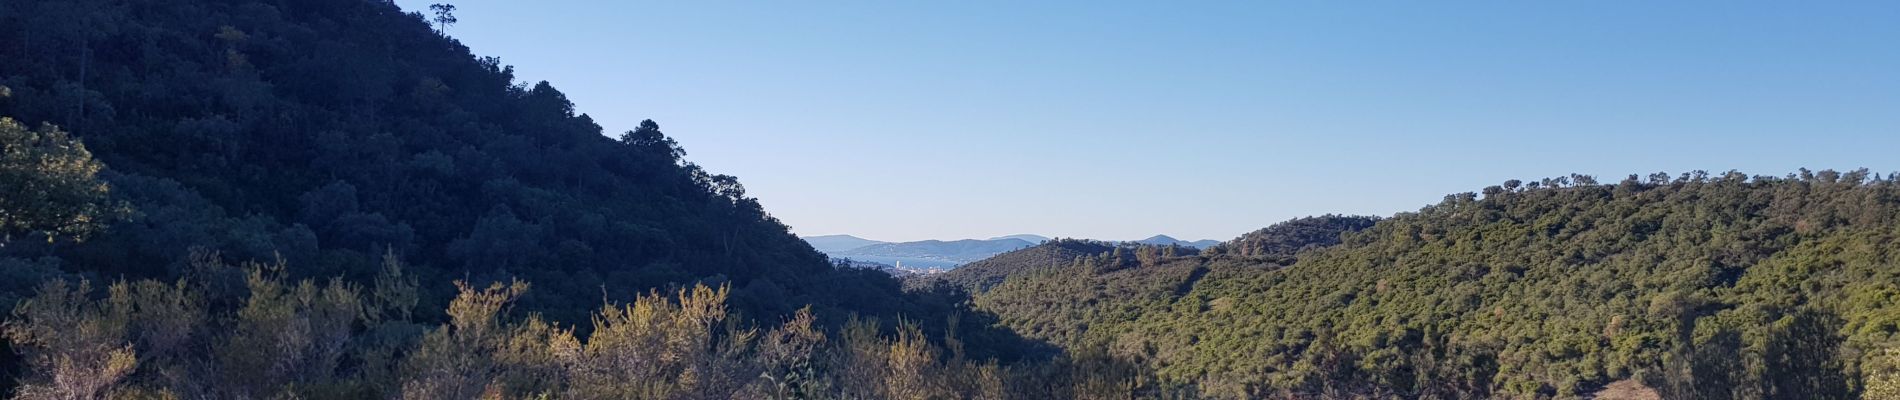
[75,37,88,134]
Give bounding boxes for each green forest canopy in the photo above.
[6,0,1900,399]
[972,170,1900,399]
[0,0,1007,334]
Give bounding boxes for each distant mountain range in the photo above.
[803,234,889,253]
[987,234,1051,243]
[1130,234,1220,249]
[801,233,1217,270]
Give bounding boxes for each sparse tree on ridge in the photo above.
[430,3,457,35]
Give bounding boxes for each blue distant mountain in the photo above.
[802,234,888,253]
[800,235,1039,270]
[801,233,1216,271]
[987,234,1051,243]
[1131,235,1221,249]
[834,238,1037,265]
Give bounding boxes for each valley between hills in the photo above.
[0,0,1895,399]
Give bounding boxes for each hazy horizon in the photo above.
[395,0,1900,242]
[800,232,1211,243]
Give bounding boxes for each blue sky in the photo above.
[396,1,1900,242]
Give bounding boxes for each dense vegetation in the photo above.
[919,217,1384,297]
[1202,215,1381,261]
[0,109,1173,400]
[914,239,1116,293]
[973,171,1900,399]
[8,0,1900,399]
[0,0,1009,333]
[0,0,1062,396]
[0,117,113,244]
[0,254,1203,399]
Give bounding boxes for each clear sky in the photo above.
[394,1,1900,242]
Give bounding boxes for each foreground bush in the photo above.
[4,254,1183,400]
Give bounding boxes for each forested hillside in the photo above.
[0,257,1197,399]
[5,1,1900,399]
[1202,215,1381,261]
[0,0,1068,396]
[968,215,1381,348]
[0,0,987,328]
[914,239,1116,293]
[972,171,1900,399]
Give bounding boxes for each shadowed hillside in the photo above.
[0,0,1072,377]
[0,0,976,326]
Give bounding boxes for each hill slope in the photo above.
[0,0,982,328]
[916,239,1118,292]
[972,171,1900,398]
[0,1,1176,397]
[1203,214,1381,261]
